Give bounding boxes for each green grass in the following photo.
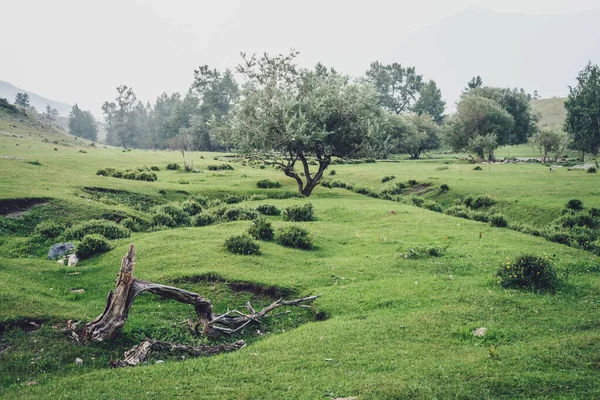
[1,116,600,399]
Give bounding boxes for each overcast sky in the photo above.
[1,0,598,116]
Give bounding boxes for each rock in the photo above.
[69,289,85,294]
[155,360,164,364]
[26,381,38,386]
[74,357,83,365]
[48,243,75,260]
[473,327,487,337]
[67,254,79,267]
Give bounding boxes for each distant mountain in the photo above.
[531,97,567,127]
[386,7,600,110]
[0,80,73,116]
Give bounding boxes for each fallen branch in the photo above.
[111,339,246,368]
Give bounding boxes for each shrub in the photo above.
[76,234,112,259]
[473,166,482,171]
[444,205,470,219]
[276,226,314,249]
[256,179,282,189]
[224,207,258,221]
[248,218,274,241]
[256,204,281,216]
[410,196,424,207]
[400,245,445,259]
[96,167,157,182]
[166,163,181,170]
[496,254,558,292]
[283,203,314,221]
[152,204,191,226]
[66,219,131,240]
[249,194,268,201]
[192,213,215,227]
[381,175,396,183]
[566,199,584,211]
[408,179,418,186]
[224,195,243,204]
[208,164,234,171]
[489,214,508,228]
[587,166,597,173]
[422,200,442,212]
[472,195,497,209]
[150,165,160,171]
[120,217,139,232]
[223,235,260,255]
[151,211,176,227]
[35,220,63,239]
[192,195,209,206]
[178,179,190,185]
[182,200,203,216]
[440,184,450,192]
[469,211,491,222]
[329,170,336,176]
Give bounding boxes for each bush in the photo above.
[444,205,470,219]
[150,165,160,171]
[566,199,584,211]
[381,175,396,183]
[472,195,496,209]
[120,217,139,232]
[422,200,442,212]
[276,226,314,249]
[166,163,181,170]
[97,167,157,182]
[469,211,491,222]
[76,234,112,259]
[223,235,260,255]
[248,218,274,241]
[181,200,203,216]
[66,219,131,240]
[256,204,281,216]
[35,220,63,239]
[329,170,336,176]
[151,211,176,227]
[256,179,282,189]
[440,184,450,192]
[192,213,215,227]
[587,166,597,173]
[192,195,209,206]
[473,166,482,171]
[408,179,418,186]
[496,254,558,292]
[224,195,243,204]
[410,196,424,207]
[283,203,314,222]
[224,207,258,221]
[208,164,234,171]
[489,214,508,228]
[400,245,445,259]
[152,204,191,226]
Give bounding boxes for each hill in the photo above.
[531,97,567,126]
[0,80,73,116]
[386,7,600,109]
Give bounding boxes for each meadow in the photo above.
[1,110,600,399]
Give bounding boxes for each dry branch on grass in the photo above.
[81,244,320,367]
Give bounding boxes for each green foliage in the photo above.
[565,63,600,158]
[566,199,584,211]
[529,126,569,163]
[469,211,491,222]
[65,219,130,240]
[223,207,258,221]
[464,195,496,209]
[208,164,234,171]
[181,200,203,216]
[381,175,396,183]
[14,92,30,108]
[283,203,314,221]
[440,184,450,192]
[68,104,97,141]
[365,61,423,114]
[224,195,243,204]
[587,166,597,173]
[329,170,336,176]
[248,218,274,241]
[119,217,139,232]
[75,234,112,259]
[34,220,63,239]
[256,179,282,189]
[192,213,215,227]
[413,80,446,124]
[96,167,157,182]
[166,163,181,170]
[256,204,281,216]
[276,225,314,249]
[444,205,470,219]
[223,234,260,255]
[496,255,558,292]
[150,165,160,171]
[151,204,190,226]
[400,245,445,259]
[473,166,483,171]
[489,214,508,228]
[151,211,176,227]
[389,113,440,159]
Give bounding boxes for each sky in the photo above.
[1,0,599,117]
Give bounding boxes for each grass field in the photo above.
[1,110,600,399]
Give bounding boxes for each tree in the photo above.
[412,80,446,124]
[365,61,423,114]
[68,104,98,141]
[469,86,538,144]
[103,86,138,147]
[231,52,387,197]
[464,76,483,93]
[444,95,514,161]
[42,105,59,123]
[565,62,600,162]
[390,113,440,159]
[14,92,30,108]
[529,126,569,163]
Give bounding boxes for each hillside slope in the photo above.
[0,80,72,116]
[531,97,567,126]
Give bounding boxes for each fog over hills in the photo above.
[0,80,73,116]
[385,7,600,110]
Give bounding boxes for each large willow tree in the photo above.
[231,52,388,197]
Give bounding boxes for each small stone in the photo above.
[473,327,487,337]
[75,357,83,365]
[155,360,164,364]
[67,254,79,267]
[69,289,85,294]
[26,381,37,386]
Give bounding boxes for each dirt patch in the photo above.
[0,198,50,217]
[0,319,44,335]
[171,273,295,298]
[82,187,161,212]
[407,183,433,195]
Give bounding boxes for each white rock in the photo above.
[473,327,487,337]
[155,360,164,364]
[67,254,79,267]
[74,357,83,365]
